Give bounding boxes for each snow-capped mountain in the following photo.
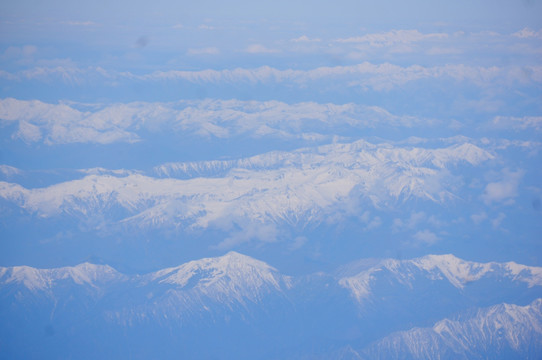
[358,298,542,360]
[0,98,439,146]
[339,254,542,304]
[335,254,542,343]
[106,252,294,327]
[0,139,493,238]
[0,252,540,359]
[0,262,124,292]
[148,251,291,299]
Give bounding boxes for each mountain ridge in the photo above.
[357,298,542,360]
[1,252,541,359]
[0,139,494,238]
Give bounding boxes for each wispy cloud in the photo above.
[245,44,280,54]
[512,28,542,39]
[491,212,506,228]
[412,229,440,245]
[482,169,525,205]
[492,116,542,132]
[393,211,427,231]
[471,212,488,224]
[214,222,278,250]
[290,35,321,43]
[1,45,37,59]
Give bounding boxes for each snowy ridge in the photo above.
[0,98,437,145]
[414,255,542,289]
[412,254,493,288]
[0,140,494,234]
[339,254,542,304]
[153,150,299,178]
[362,298,542,359]
[503,261,542,288]
[154,140,493,179]
[3,252,539,305]
[1,253,542,359]
[0,252,290,305]
[0,263,122,291]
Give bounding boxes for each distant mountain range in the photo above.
[0,139,493,236]
[1,252,541,359]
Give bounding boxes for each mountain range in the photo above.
[0,138,496,258]
[1,252,541,359]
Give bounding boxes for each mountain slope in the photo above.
[336,254,542,343]
[360,298,542,360]
[0,262,124,292]
[339,254,542,304]
[0,139,494,237]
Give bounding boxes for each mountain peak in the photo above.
[417,253,462,264]
[339,254,542,305]
[221,250,250,260]
[217,251,276,270]
[150,252,290,302]
[0,263,123,291]
[412,254,492,288]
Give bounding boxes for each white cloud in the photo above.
[1,45,37,60]
[358,211,383,230]
[471,212,487,224]
[365,216,382,230]
[393,211,427,231]
[245,44,280,54]
[492,116,542,132]
[512,28,542,39]
[412,230,440,245]
[14,121,42,142]
[213,222,278,250]
[0,70,18,81]
[482,169,525,205]
[291,35,321,42]
[0,165,22,177]
[289,236,308,251]
[491,212,506,228]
